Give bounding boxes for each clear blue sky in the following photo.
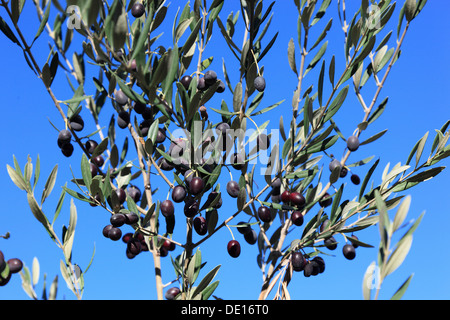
[1,0,449,300]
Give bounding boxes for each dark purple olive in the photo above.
[244,229,257,245]
[7,258,23,274]
[319,193,333,207]
[193,216,207,236]
[349,235,360,249]
[127,238,142,255]
[70,114,84,132]
[61,143,74,157]
[115,188,126,204]
[324,236,338,250]
[290,192,305,208]
[122,232,133,244]
[134,102,146,114]
[131,2,145,18]
[161,200,175,218]
[102,225,113,238]
[117,111,130,129]
[110,213,126,227]
[258,206,272,223]
[85,140,98,154]
[90,163,98,177]
[254,76,266,92]
[204,70,217,85]
[108,227,122,241]
[347,135,360,152]
[180,75,192,90]
[115,90,128,105]
[226,180,240,198]
[125,213,139,225]
[165,287,181,300]
[291,252,306,272]
[281,190,291,203]
[343,244,356,260]
[57,129,72,148]
[127,185,141,203]
[291,211,304,226]
[227,240,241,258]
[231,153,244,170]
[312,256,325,273]
[216,80,226,93]
[189,177,204,195]
[92,155,105,167]
[351,174,361,185]
[172,185,187,203]
[184,199,199,218]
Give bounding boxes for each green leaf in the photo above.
[323,85,349,123]
[41,164,58,205]
[32,257,39,286]
[375,189,390,249]
[404,0,416,21]
[384,235,413,277]
[391,274,414,300]
[187,249,202,286]
[63,199,77,262]
[0,16,21,46]
[361,129,388,147]
[33,0,51,44]
[304,41,328,77]
[80,154,92,192]
[392,195,410,232]
[287,38,297,75]
[6,164,27,191]
[191,265,221,299]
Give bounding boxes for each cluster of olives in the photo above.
[291,252,325,277]
[102,211,140,241]
[0,250,23,286]
[56,114,86,158]
[321,219,359,260]
[329,135,362,185]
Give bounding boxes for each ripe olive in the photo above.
[343,244,356,260]
[291,211,304,226]
[227,240,241,258]
[204,70,217,85]
[165,287,181,300]
[324,236,338,250]
[180,75,192,90]
[290,192,305,208]
[189,177,205,195]
[193,216,207,236]
[7,258,23,274]
[258,206,272,223]
[244,229,257,245]
[291,252,306,272]
[108,227,122,241]
[131,2,145,18]
[57,129,72,147]
[161,200,175,218]
[254,76,266,92]
[347,135,360,152]
[70,114,84,132]
[110,213,126,227]
[226,180,240,198]
[172,185,187,203]
[184,199,199,218]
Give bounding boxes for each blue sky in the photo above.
[1,0,450,300]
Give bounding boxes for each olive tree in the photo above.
[1,0,445,300]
